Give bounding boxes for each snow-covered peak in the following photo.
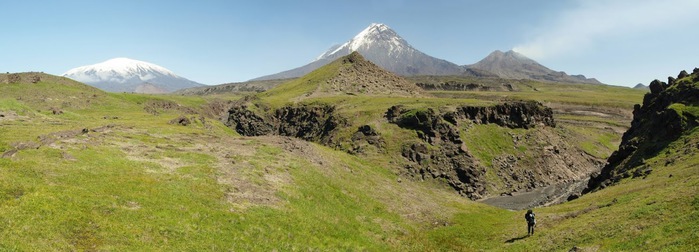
[319,23,411,60]
[62,58,204,93]
[253,22,465,80]
[63,57,177,78]
[347,23,401,51]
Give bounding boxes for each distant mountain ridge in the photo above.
[468,50,601,84]
[252,23,603,85]
[633,83,649,89]
[62,58,205,93]
[253,23,466,81]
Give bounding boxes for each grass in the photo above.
[2,72,697,250]
[431,80,646,108]
[462,124,523,168]
[259,59,342,106]
[565,125,620,158]
[669,103,699,118]
[557,114,630,128]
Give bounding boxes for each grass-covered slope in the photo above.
[260,51,424,106]
[3,71,695,251]
[0,73,506,250]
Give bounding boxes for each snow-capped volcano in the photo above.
[253,23,464,80]
[314,23,409,60]
[63,58,204,93]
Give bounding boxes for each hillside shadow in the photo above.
[505,235,528,243]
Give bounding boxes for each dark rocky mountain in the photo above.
[253,23,467,81]
[467,50,602,84]
[62,58,205,93]
[585,68,699,192]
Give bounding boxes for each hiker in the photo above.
[525,209,536,236]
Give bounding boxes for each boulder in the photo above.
[649,79,665,94]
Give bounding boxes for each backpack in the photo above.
[525,212,536,224]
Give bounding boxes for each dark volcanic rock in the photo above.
[350,125,385,154]
[224,98,345,144]
[585,68,699,192]
[415,81,513,91]
[388,101,556,199]
[394,108,487,199]
[227,106,275,136]
[449,101,555,129]
[649,79,666,94]
[275,105,343,142]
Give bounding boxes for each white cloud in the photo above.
[513,0,699,59]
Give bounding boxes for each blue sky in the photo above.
[1,0,698,87]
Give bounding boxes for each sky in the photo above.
[1,0,698,87]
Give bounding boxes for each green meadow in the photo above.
[1,73,696,251]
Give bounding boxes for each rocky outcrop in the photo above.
[387,101,557,199]
[224,98,345,144]
[585,68,699,192]
[274,105,343,142]
[446,101,555,129]
[350,125,385,154]
[389,106,487,199]
[416,81,514,91]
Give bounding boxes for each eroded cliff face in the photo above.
[224,98,345,144]
[386,101,599,200]
[388,106,487,199]
[586,69,699,192]
[224,99,600,201]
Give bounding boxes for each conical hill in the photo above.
[261,52,424,103]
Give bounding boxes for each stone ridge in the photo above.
[585,68,699,192]
[317,52,424,97]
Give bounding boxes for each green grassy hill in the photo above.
[2,70,695,251]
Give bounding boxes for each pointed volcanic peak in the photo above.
[262,52,424,102]
[253,23,465,81]
[633,83,649,90]
[468,50,601,84]
[62,58,205,93]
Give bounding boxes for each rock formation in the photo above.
[387,101,559,199]
[224,97,345,144]
[585,68,699,192]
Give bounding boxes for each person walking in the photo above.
[525,209,536,236]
